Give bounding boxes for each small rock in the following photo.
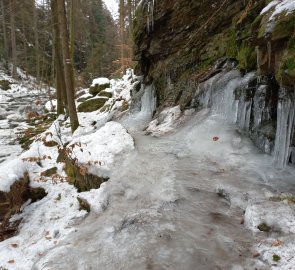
[257,222,271,232]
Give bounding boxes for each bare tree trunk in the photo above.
[70,0,74,64]
[1,0,8,65]
[57,0,79,132]
[21,5,28,78]
[120,0,125,74]
[32,0,40,81]
[9,0,17,79]
[51,0,67,115]
[127,0,133,37]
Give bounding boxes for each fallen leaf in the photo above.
[213,136,219,141]
[8,260,15,264]
[10,243,18,248]
[252,252,260,258]
[240,217,245,225]
[272,240,283,247]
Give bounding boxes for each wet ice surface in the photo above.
[33,109,295,270]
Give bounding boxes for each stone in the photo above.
[77,197,90,212]
[0,80,11,90]
[89,83,110,96]
[257,222,271,232]
[77,98,108,112]
[41,167,57,177]
[98,90,113,99]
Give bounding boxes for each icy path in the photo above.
[33,111,295,270]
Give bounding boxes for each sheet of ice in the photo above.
[31,110,295,270]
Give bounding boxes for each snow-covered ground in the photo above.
[0,68,295,270]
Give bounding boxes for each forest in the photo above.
[0,0,295,269]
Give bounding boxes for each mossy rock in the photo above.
[0,172,46,241]
[77,95,92,103]
[61,153,109,192]
[237,44,257,71]
[77,197,90,212]
[98,90,113,98]
[89,83,110,96]
[41,167,57,177]
[0,80,10,90]
[271,12,295,42]
[257,222,271,232]
[276,50,295,85]
[29,187,47,203]
[77,98,108,112]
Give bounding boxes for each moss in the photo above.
[62,154,109,193]
[41,167,57,177]
[271,12,295,41]
[237,45,256,70]
[285,58,295,70]
[273,254,281,262]
[89,83,110,96]
[226,27,238,58]
[276,50,295,85]
[0,80,10,90]
[257,222,271,232]
[77,197,90,212]
[77,98,108,112]
[77,96,92,103]
[98,90,113,98]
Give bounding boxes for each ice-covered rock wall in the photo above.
[133,0,295,167]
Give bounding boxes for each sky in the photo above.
[103,0,119,20]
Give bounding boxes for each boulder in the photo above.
[98,90,113,99]
[89,78,110,96]
[0,80,11,91]
[77,97,108,112]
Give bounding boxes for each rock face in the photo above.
[133,0,295,166]
[0,173,46,241]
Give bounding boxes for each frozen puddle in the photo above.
[33,111,295,270]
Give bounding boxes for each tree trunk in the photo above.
[21,5,28,77]
[1,0,8,65]
[57,0,79,132]
[51,0,67,115]
[9,0,17,79]
[127,0,133,37]
[32,0,40,81]
[70,0,74,64]
[119,0,125,74]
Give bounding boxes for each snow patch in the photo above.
[91,77,110,87]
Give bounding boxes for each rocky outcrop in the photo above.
[0,173,46,241]
[57,150,108,192]
[133,0,295,166]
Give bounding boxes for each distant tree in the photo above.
[9,0,17,78]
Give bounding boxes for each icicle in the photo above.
[146,0,155,34]
[273,88,295,168]
[267,41,272,69]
